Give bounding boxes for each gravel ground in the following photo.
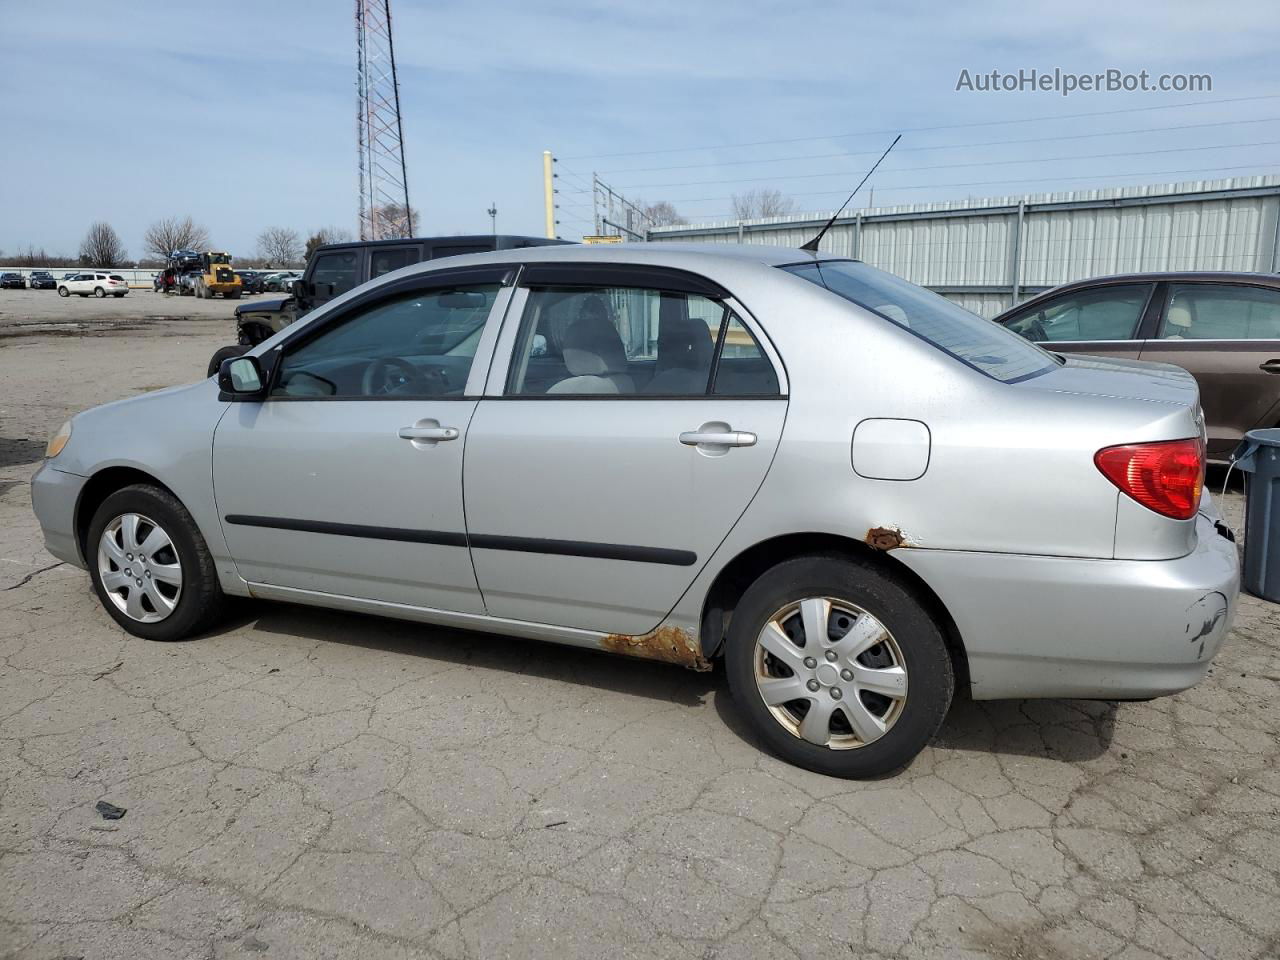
[0,301,1277,960]
[0,288,276,339]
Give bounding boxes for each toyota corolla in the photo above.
[30,244,1239,777]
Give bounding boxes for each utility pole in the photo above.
[542,151,555,239]
[487,203,497,235]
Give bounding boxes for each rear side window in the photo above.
[1005,284,1151,342]
[505,285,779,397]
[370,246,421,279]
[785,260,1056,383]
[1159,284,1280,340]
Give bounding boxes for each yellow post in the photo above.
[542,150,555,239]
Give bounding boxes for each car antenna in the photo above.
[800,133,901,252]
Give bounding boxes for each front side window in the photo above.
[1159,283,1280,340]
[310,251,360,299]
[785,260,1056,383]
[1005,284,1151,343]
[272,284,501,399]
[505,285,778,397]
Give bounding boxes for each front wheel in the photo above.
[725,555,954,778]
[207,343,249,377]
[87,484,227,641]
[58,286,69,297]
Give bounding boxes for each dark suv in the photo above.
[209,235,569,373]
[995,271,1280,460]
[0,272,25,289]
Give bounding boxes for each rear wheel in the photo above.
[725,555,953,778]
[94,286,106,298]
[87,484,226,641]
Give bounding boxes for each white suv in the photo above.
[58,273,129,298]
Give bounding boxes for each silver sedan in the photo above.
[30,244,1239,777]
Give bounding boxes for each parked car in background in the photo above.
[263,271,300,293]
[58,272,129,298]
[996,271,1280,460]
[235,270,265,295]
[0,272,26,289]
[34,244,1238,778]
[28,271,57,290]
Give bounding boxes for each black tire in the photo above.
[58,286,69,297]
[207,343,249,377]
[94,286,106,298]
[227,290,241,300]
[114,293,126,298]
[86,484,227,641]
[725,555,953,778]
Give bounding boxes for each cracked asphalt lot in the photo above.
[2,308,1279,959]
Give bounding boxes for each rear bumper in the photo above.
[895,509,1240,700]
[30,462,87,568]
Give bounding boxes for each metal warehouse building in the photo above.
[647,174,1280,318]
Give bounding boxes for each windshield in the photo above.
[784,260,1056,383]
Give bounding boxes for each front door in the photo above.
[463,268,787,634]
[214,271,512,612]
[1138,281,1280,459]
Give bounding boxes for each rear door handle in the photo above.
[1260,360,1280,374]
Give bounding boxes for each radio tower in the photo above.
[355,0,413,240]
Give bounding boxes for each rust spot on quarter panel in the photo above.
[865,527,907,551]
[601,626,712,672]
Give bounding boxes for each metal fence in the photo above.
[0,267,159,289]
[647,175,1280,318]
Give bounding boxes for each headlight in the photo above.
[46,420,72,458]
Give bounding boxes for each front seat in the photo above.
[547,300,635,394]
[644,298,714,394]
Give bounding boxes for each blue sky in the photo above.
[1,0,1278,259]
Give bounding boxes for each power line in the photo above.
[665,163,1280,210]
[601,116,1280,176]
[618,138,1280,191]
[562,93,1280,161]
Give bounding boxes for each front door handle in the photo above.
[398,419,459,448]
[679,430,757,447]
[1260,360,1280,374]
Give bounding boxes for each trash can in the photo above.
[1232,427,1280,602]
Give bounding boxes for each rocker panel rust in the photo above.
[600,625,712,671]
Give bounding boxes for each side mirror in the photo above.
[291,279,307,300]
[218,355,266,397]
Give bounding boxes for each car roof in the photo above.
[397,241,836,274]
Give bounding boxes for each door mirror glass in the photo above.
[291,279,308,300]
[220,356,264,395]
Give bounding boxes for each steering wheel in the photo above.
[1027,312,1049,343]
[362,357,421,396]
[360,357,450,396]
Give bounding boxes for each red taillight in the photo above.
[1094,438,1205,520]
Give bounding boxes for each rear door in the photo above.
[1138,281,1280,459]
[463,263,788,634]
[1000,282,1155,360]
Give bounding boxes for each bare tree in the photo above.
[731,188,795,220]
[79,222,127,268]
[639,200,686,227]
[256,226,303,267]
[304,225,355,260]
[143,216,210,260]
[370,203,420,240]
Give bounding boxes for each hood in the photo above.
[235,297,289,316]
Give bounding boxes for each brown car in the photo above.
[995,271,1280,460]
